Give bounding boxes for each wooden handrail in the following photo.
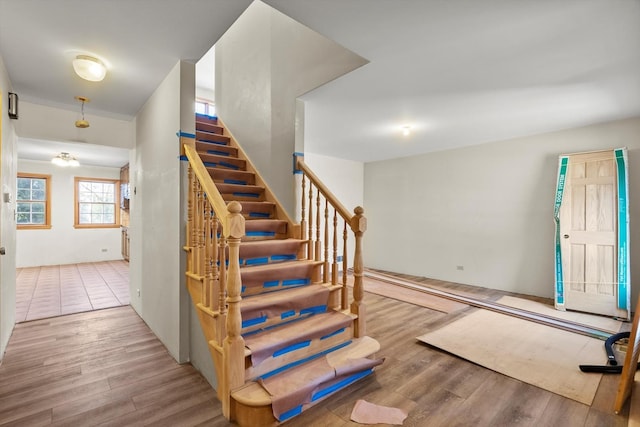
[296,157,352,222]
[184,144,230,229]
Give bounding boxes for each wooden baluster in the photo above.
[222,201,245,418]
[300,175,307,241]
[323,199,329,283]
[187,166,194,272]
[219,233,227,315]
[315,189,321,262]
[342,220,348,310]
[350,206,367,337]
[195,180,204,279]
[203,201,212,308]
[211,215,219,312]
[308,181,314,260]
[332,209,338,287]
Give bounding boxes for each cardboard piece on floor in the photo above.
[350,399,408,425]
[417,309,605,405]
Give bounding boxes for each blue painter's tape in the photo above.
[246,257,269,266]
[337,255,343,263]
[203,161,217,168]
[300,305,327,316]
[207,150,230,157]
[311,369,373,402]
[179,155,188,161]
[242,316,267,329]
[271,254,296,261]
[279,405,303,422]
[233,192,260,198]
[283,278,309,287]
[320,327,345,340]
[293,152,304,175]
[219,161,239,170]
[259,341,351,381]
[273,340,310,357]
[250,212,271,218]
[224,179,247,185]
[281,310,296,319]
[199,139,226,145]
[246,231,276,237]
[263,280,280,288]
[196,113,218,120]
[241,286,246,293]
[177,131,196,139]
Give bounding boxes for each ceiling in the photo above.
[2,0,639,165]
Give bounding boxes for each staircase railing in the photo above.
[295,157,367,337]
[183,144,245,417]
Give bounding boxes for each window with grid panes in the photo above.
[74,177,120,228]
[17,173,51,229]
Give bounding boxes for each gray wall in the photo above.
[364,116,640,303]
[215,1,367,216]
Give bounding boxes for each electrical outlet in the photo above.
[101,248,108,252]
[137,289,141,297]
[456,265,464,271]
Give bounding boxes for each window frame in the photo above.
[16,173,52,230]
[74,177,121,229]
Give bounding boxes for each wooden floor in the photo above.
[15,261,129,323]
[0,273,631,426]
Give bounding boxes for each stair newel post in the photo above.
[350,206,367,337]
[222,201,246,418]
[308,181,314,260]
[342,220,348,310]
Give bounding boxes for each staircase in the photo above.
[182,113,381,426]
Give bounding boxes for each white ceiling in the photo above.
[2,0,639,165]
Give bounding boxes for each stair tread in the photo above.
[241,259,320,274]
[217,183,263,192]
[241,283,330,328]
[244,311,353,366]
[232,336,380,406]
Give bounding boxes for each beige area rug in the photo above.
[417,309,606,405]
[497,296,623,334]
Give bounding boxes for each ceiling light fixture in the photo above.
[73,55,107,82]
[52,152,80,167]
[402,125,412,136]
[75,96,90,128]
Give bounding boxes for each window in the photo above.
[17,173,52,229]
[196,99,216,117]
[74,177,120,228]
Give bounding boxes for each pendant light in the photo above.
[75,96,90,128]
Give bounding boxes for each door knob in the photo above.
[563,234,570,239]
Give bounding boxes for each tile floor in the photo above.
[15,260,130,323]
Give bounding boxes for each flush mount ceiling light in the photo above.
[52,152,80,167]
[72,55,107,82]
[75,96,90,128]
[402,125,412,136]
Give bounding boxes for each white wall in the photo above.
[130,60,193,365]
[16,160,122,267]
[364,116,640,303]
[0,54,17,361]
[216,1,367,216]
[13,101,134,149]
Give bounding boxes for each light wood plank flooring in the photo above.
[15,261,129,323]
[0,273,631,426]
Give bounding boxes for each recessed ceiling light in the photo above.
[402,125,411,136]
[73,55,107,82]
